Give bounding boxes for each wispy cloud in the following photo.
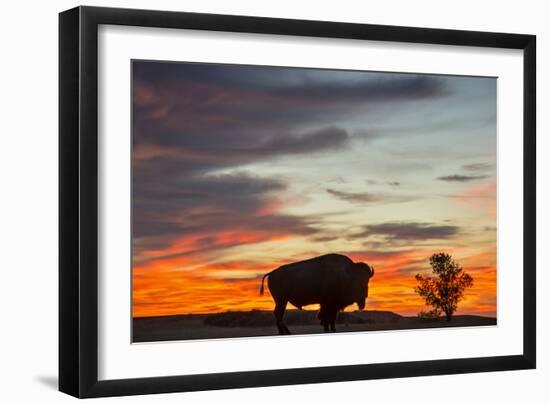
[326,189,417,204]
[327,189,385,203]
[437,174,489,182]
[351,221,460,241]
[462,163,494,172]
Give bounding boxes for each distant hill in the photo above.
[203,309,401,328]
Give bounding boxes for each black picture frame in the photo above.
[59,5,536,398]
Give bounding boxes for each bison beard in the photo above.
[260,253,374,335]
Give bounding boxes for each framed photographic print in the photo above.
[59,6,536,398]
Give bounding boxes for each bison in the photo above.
[260,253,374,335]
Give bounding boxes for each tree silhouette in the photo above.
[415,253,473,321]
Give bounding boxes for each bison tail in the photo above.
[260,273,270,296]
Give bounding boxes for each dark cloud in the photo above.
[326,189,417,204]
[437,174,489,182]
[352,222,460,241]
[387,181,400,186]
[133,61,450,162]
[133,171,319,260]
[254,127,350,156]
[134,172,285,223]
[134,124,352,177]
[134,61,448,104]
[273,74,447,101]
[133,61,448,203]
[462,163,494,172]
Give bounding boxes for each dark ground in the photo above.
[132,310,496,342]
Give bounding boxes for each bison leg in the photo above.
[318,306,330,332]
[274,300,291,335]
[320,306,337,332]
[329,310,337,332]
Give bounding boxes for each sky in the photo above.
[132,60,497,318]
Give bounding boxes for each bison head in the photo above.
[348,262,375,310]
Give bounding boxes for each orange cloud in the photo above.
[133,246,497,318]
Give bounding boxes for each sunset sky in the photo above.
[132,61,497,318]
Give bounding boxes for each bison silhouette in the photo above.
[260,253,374,334]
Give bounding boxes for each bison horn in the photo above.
[370,266,375,278]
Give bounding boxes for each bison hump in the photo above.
[293,253,353,267]
[274,254,354,276]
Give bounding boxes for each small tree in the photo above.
[415,253,473,321]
